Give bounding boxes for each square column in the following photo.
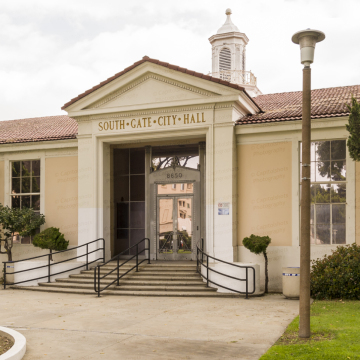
[77,132,111,262]
[210,120,237,263]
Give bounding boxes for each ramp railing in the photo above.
[196,239,256,299]
[2,238,105,289]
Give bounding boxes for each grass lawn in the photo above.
[260,300,360,360]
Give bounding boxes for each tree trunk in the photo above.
[3,242,12,262]
[264,251,268,293]
[49,249,53,261]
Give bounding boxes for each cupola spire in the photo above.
[217,9,240,34]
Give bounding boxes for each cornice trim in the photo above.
[74,104,216,123]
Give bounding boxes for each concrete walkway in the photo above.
[0,289,299,360]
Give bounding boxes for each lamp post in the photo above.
[292,29,325,338]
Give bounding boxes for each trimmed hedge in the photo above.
[310,244,360,300]
[33,227,69,252]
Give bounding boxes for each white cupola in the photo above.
[209,9,261,97]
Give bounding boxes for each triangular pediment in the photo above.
[85,73,220,110]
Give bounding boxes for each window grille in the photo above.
[11,160,41,244]
[300,140,346,245]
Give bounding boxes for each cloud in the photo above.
[1,0,360,120]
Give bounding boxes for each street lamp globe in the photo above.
[292,29,325,66]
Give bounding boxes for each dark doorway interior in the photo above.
[113,148,145,257]
[113,143,202,258]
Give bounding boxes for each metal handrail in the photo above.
[2,238,105,289]
[94,238,150,297]
[196,238,256,299]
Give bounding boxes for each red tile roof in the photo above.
[61,56,258,110]
[0,115,77,144]
[2,85,358,146]
[237,85,360,125]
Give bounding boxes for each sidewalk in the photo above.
[0,289,299,360]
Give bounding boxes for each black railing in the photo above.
[94,238,150,297]
[3,238,105,289]
[197,239,256,299]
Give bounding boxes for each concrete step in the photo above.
[56,278,205,286]
[106,261,196,267]
[11,286,242,297]
[90,264,146,270]
[9,261,248,298]
[83,269,198,276]
[73,273,203,282]
[137,267,197,272]
[38,282,215,292]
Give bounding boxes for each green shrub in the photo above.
[311,243,360,300]
[242,234,271,293]
[33,227,69,260]
[0,204,46,261]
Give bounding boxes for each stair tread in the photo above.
[11,286,247,297]
[57,278,204,285]
[39,282,215,291]
[73,274,202,280]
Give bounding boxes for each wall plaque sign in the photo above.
[218,202,230,215]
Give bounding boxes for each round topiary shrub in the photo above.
[311,244,360,300]
[33,227,69,260]
[242,234,271,293]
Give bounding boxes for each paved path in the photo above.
[0,289,299,359]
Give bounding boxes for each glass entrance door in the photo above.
[157,184,194,260]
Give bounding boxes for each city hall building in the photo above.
[0,10,359,292]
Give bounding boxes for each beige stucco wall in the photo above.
[356,161,360,245]
[237,142,292,247]
[45,156,78,245]
[0,161,4,205]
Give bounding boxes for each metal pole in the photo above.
[3,262,6,290]
[94,267,96,292]
[197,248,199,273]
[136,244,139,272]
[206,256,209,287]
[97,265,100,297]
[48,253,51,283]
[86,243,88,271]
[299,66,311,338]
[117,255,120,286]
[102,239,105,263]
[245,268,249,299]
[201,238,204,263]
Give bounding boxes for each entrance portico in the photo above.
[63,57,260,263]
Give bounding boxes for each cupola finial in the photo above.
[217,9,240,34]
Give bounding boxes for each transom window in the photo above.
[11,160,41,244]
[300,140,346,245]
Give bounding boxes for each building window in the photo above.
[300,140,346,245]
[181,184,185,191]
[114,148,145,256]
[11,160,41,244]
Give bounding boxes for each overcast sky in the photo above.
[1,0,360,121]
